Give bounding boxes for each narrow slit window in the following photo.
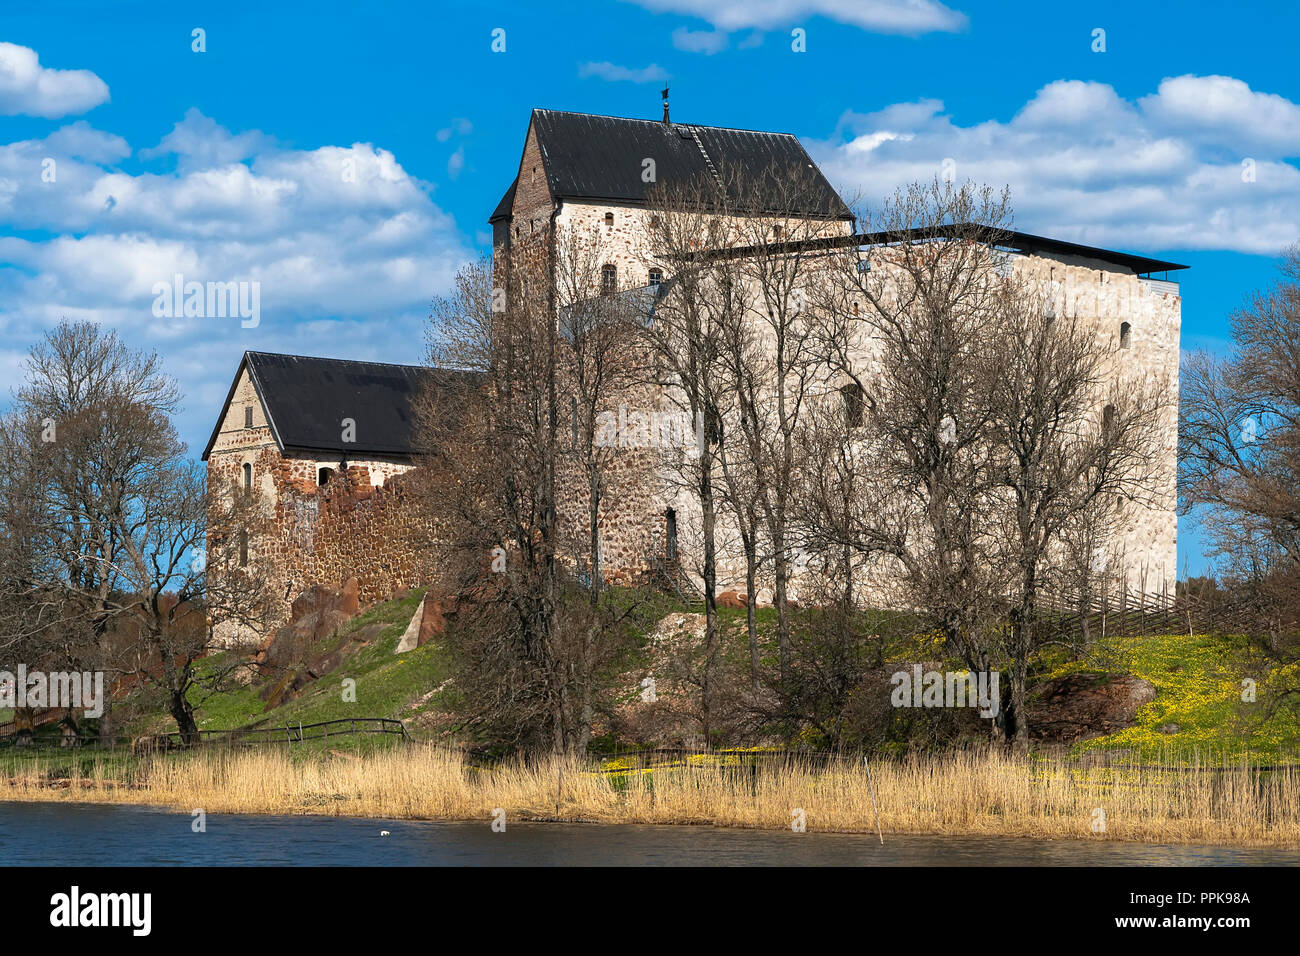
[244,405,254,428]
[604,212,614,228]
[242,462,252,492]
[601,264,617,295]
[841,383,864,428]
[1119,321,1132,349]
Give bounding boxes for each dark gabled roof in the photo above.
[201,352,483,461]
[489,178,517,223]
[523,109,852,220]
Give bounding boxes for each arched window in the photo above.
[318,466,335,486]
[242,462,252,492]
[604,212,614,227]
[648,268,663,286]
[238,530,249,568]
[1102,404,1116,434]
[601,264,617,295]
[1119,321,1132,349]
[841,383,864,428]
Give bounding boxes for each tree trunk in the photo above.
[169,689,200,747]
[745,539,759,695]
[700,450,717,752]
[772,526,790,680]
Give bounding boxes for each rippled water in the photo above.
[3,801,1297,866]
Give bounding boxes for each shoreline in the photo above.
[4,745,1300,849]
[5,787,1299,851]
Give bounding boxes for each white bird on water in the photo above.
[380,830,391,837]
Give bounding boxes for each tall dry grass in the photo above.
[4,746,1299,846]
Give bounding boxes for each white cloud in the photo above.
[578,61,670,84]
[0,110,471,452]
[0,42,109,118]
[812,76,1300,255]
[1139,75,1300,155]
[672,27,729,54]
[624,0,968,35]
[141,108,272,170]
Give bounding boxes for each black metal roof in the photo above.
[498,109,851,221]
[489,178,516,223]
[702,224,1188,275]
[976,227,1188,274]
[201,351,482,461]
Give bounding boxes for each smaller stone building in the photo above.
[202,351,476,633]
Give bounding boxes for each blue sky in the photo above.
[3,0,1300,575]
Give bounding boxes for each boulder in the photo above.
[1027,673,1156,743]
[265,578,362,669]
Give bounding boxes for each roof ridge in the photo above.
[245,350,440,373]
[532,107,801,139]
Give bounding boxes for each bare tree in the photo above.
[641,176,738,748]
[0,321,275,744]
[722,164,846,683]
[813,180,1014,730]
[990,289,1168,751]
[419,251,641,755]
[1181,243,1300,660]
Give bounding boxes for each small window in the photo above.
[1119,321,1132,349]
[773,224,783,239]
[238,530,248,568]
[665,509,678,563]
[650,215,661,229]
[852,301,859,316]
[649,268,663,286]
[841,383,864,428]
[1102,404,1115,433]
[604,212,614,228]
[601,264,617,295]
[242,462,252,492]
[318,467,334,486]
[571,396,579,446]
[244,406,253,428]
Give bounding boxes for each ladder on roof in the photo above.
[681,125,726,194]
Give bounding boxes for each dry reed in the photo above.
[4,746,1298,847]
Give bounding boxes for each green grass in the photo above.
[1041,632,1300,760]
[185,589,453,742]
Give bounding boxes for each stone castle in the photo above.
[203,106,1182,631]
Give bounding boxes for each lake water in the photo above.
[3,801,1297,866]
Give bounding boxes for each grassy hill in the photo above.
[182,590,453,747]
[12,587,1291,761]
